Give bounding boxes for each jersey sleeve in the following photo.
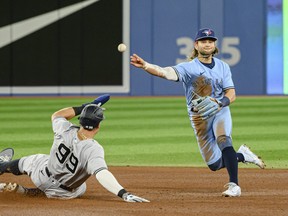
[85,142,108,175]
[52,117,74,135]
[172,62,192,83]
[223,62,235,90]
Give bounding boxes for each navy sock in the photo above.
[1,159,22,175]
[222,147,238,185]
[237,153,245,162]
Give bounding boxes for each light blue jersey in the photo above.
[172,57,235,165]
[173,57,234,118]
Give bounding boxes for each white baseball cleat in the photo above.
[0,148,14,163]
[0,148,14,175]
[6,183,19,192]
[237,144,265,169]
[0,182,19,193]
[0,183,6,192]
[222,182,241,197]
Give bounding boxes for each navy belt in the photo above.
[45,167,74,192]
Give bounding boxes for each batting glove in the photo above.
[122,192,150,203]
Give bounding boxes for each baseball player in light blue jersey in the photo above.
[0,95,149,202]
[130,28,265,197]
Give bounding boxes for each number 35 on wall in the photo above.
[176,37,241,66]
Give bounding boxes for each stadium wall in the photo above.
[0,0,266,96]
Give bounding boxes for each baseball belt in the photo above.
[45,167,74,192]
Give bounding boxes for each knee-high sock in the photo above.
[1,159,22,175]
[222,147,238,185]
[236,152,245,162]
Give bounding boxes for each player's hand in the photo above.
[122,192,150,203]
[130,54,146,69]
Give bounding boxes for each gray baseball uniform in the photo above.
[18,116,108,199]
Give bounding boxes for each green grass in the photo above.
[0,96,287,169]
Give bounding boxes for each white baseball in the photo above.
[118,43,127,52]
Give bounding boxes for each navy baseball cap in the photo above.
[194,28,218,41]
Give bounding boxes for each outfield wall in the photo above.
[0,0,266,96]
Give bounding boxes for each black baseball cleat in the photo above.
[0,148,14,175]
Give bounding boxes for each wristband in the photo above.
[143,62,150,70]
[117,188,128,198]
[73,94,110,116]
[219,96,230,107]
[72,106,84,116]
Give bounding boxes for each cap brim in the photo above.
[196,36,217,41]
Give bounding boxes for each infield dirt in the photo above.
[0,167,287,216]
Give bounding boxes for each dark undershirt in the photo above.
[200,58,215,69]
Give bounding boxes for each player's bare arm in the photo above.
[51,94,111,122]
[51,107,76,121]
[224,88,236,104]
[130,54,178,81]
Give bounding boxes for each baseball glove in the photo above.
[191,96,221,120]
